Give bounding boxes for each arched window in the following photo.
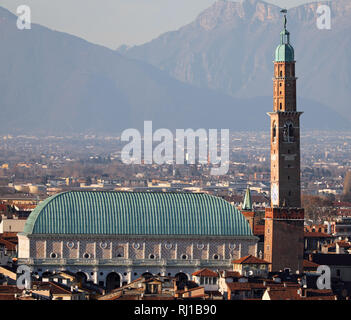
[272,122,277,143]
[283,121,294,142]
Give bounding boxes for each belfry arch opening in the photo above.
[141,272,153,280]
[106,272,121,292]
[174,272,189,290]
[76,272,88,285]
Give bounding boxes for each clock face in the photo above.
[271,183,279,206]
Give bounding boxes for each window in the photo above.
[181,254,188,260]
[272,122,277,143]
[283,121,294,142]
[83,253,90,259]
[213,254,219,260]
[149,254,155,259]
[50,252,57,259]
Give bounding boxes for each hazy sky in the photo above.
[1,0,324,49]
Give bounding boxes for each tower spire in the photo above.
[242,187,252,211]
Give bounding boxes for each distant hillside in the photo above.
[122,0,351,126]
[0,2,349,135]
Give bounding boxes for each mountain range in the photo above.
[0,0,350,135]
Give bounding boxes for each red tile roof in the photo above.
[31,281,72,295]
[232,255,270,265]
[303,260,320,269]
[192,268,218,277]
[0,285,23,294]
[253,225,265,236]
[265,288,300,300]
[227,282,266,291]
[266,287,336,300]
[220,270,241,278]
[0,238,16,251]
[304,232,332,238]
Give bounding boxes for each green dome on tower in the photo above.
[275,12,294,62]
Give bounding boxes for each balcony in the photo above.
[19,258,232,268]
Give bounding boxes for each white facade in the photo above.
[0,215,27,233]
[18,234,257,288]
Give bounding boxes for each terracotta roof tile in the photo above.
[304,232,332,238]
[227,282,266,291]
[192,268,218,277]
[303,260,320,269]
[232,255,270,265]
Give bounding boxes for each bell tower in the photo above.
[264,10,304,274]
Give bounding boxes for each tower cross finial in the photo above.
[281,9,288,29]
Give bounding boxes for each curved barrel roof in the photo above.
[23,191,253,237]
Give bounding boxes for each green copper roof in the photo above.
[242,187,252,211]
[275,42,294,62]
[275,13,294,62]
[23,191,253,236]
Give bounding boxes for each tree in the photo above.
[302,194,335,222]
